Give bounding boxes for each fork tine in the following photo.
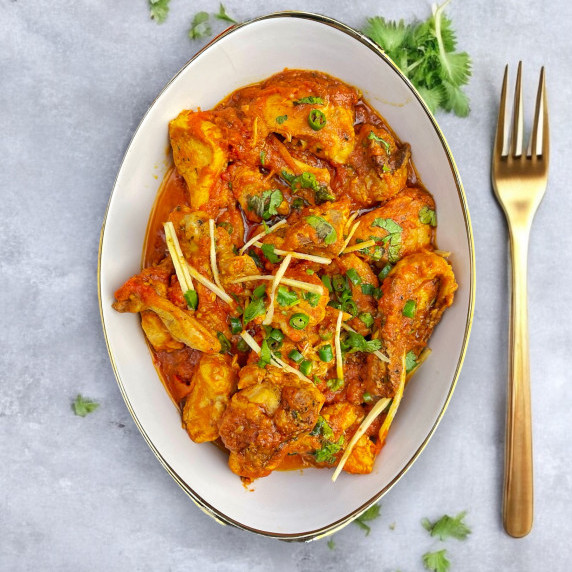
[510,61,524,158]
[530,67,549,161]
[494,65,509,158]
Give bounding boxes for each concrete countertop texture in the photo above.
[1,0,571,570]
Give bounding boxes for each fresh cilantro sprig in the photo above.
[72,394,100,417]
[353,503,381,536]
[422,511,471,541]
[423,549,451,572]
[363,0,472,116]
[149,0,170,23]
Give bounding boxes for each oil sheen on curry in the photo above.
[113,70,457,482]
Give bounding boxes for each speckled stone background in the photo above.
[2,1,571,570]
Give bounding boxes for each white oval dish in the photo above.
[98,12,475,541]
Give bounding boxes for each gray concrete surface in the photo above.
[1,0,571,570]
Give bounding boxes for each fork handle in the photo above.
[503,224,534,537]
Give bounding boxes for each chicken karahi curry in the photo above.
[113,70,457,482]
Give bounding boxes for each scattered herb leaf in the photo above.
[261,243,282,264]
[243,297,266,325]
[73,394,99,417]
[422,511,471,541]
[276,114,288,124]
[419,206,437,226]
[306,215,337,244]
[422,549,451,572]
[215,3,236,23]
[294,96,325,105]
[189,11,211,40]
[149,0,171,23]
[354,503,381,536]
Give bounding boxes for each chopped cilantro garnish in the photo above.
[243,297,266,325]
[368,131,391,154]
[72,394,99,417]
[277,285,299,307]
[371,218,403,262]
[303,291,321,307]
[305,215,337,245]
[422,549,451,572]
[214,3,236,23]
[405,350,418,372]
[421,511,471,541]
[149,0,170,23]
[261,243,281,263]
[247,189,283,220]
[354,503,381,536]
[258,339,271,368]
[188,11,211,39]
[275,114,288,124]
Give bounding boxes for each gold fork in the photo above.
[492,63,549,538]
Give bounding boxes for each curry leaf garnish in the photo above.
[243,297,266,325]
[422,511,471,541]
[73,394,100,417]
[293,96,325,105]
[419,206,437,226]
[422,550,451,572]
[305,215,337,245]
[247,189,283,220]
[363,0,471,116]
[354,503,381,536]
[188,11,211,40]
[215,3,236,23]
[149,0,171,23]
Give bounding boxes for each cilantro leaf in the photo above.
[363,1,471,117]
[189,11,211,40]
[405,350,418,372]
[281,171,334,204]
[422,549,450,572]
[303,291,321,308]
[73,394,100,417]
[243,297,266,325]
[276,115,288,124]
[149,0,170,23]
[247,189,283,220]
[354,503,381,536]
[258,339,271,368]
[215,3,237,24]
[371,218,403,262]
[422,511,471,541]
[261,243,282,264]
[327,538,335,550]
[305,215,337,245]
[312,435,344,464]
[277,285,299,307]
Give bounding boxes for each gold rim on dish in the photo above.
[97,10,476,542]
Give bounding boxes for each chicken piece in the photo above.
[140,310,184,352]
[169,110,227,209]
[276,201,350,258]
[262,136,335,207]
[218,364,325,479]
[182,354,239,443]
[113,266,221,354]
[268,266,329,343]
[379,250,457,359]
[227,162,289,223]
[342,434,377,474]
[340,123,410,208]
[349,188,435,265]
[223,70,359,164]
